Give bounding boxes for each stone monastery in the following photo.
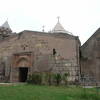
[0,19,99,84]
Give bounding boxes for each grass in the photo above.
[0,84,100,100]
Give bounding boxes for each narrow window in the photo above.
[53,48,56,56]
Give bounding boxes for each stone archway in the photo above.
[16,57,30,67]
[17,57,29,82]
[11,52,33,82]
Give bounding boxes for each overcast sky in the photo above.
[0,0,100,44]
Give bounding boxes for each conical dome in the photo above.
[51,17,71,34]
[1,21,12,31]
[52,21,67,33]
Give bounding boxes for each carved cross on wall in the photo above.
[21,44,28,50]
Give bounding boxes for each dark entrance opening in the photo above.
[19,67,28,82]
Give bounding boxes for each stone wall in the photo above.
[81,28,100,84]
[0,31,80,82]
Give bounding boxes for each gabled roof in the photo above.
[1,21,12,31]
[82,28,100,47]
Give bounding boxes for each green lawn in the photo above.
[0,84,100,100]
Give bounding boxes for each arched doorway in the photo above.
[12,52,33,82]
[19,67,28,82]
[17,57,30,82]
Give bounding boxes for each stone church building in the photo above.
[0,20,80,83]
[81,28,100,84]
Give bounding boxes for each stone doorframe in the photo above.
[10,52,33,82]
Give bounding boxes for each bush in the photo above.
[62,73,69,85]
[53,73,62,86]
[27,72,71,86]
[27,73,42,85]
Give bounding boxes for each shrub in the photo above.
[27,73,71,86]
[27,73,42,85]
[53,73,62,86]
[62,73,69,85]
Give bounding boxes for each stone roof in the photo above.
[82,28,100,47]
[20,30,76,39]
